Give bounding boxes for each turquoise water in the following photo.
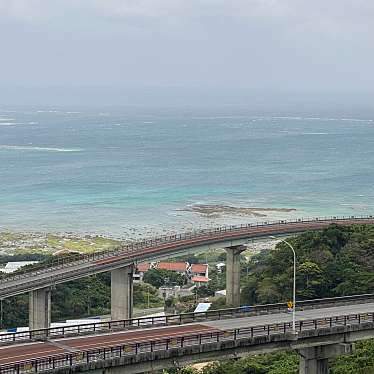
[1,108,374,237]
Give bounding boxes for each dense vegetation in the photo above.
[241,224,374,305]
[143,268,187,288]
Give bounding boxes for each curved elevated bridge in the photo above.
[0,216,373,331]
[1,216,373,298]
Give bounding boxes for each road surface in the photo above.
[1,301,373,366]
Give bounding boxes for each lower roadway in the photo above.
[1,302,373,367]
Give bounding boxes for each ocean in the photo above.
[1,107,373,238]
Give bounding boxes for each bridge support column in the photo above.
[29,287,51,331]
[298,343,354,374]
[225,245,246,306]
[111,264,134,320]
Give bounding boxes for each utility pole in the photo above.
[269,236,297,334]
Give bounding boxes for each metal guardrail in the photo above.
[1,293,373,345]
[0,311,373,374]
[1,215,373,288]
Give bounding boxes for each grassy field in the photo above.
[0,231,121,255]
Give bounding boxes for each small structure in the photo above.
[216,262,225,273]
[135,261,210,285]
[157,262,187,274]
[214,289,226,298]
[159,284,196,299]
[0,261,39,274]
[135,262,152,282]
[193,302,212,313]
[190,264,209,278]
[191,276,210,286]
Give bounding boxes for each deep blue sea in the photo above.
[1,107,373,237]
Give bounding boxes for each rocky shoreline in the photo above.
[179,204,297,218]
[0,204,298,255]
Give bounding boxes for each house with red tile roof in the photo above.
[191,275,210,286]
[157,262,187,273]
[190,264,209,278]
[135,261,209,284]
[137,263,152,273]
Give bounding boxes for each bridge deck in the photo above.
[1,301,373,368]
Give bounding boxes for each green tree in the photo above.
[143,269,187,288]
[241,224,374,305]
[298,261,323,298]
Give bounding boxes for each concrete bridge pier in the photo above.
[29,287,51,331]
[225,245,246,306]
[298,343,354,374]
[111,264,134,320]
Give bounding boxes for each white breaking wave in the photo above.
[272,116,303,120]
[36,110,60,113]
[0,145,83,152]
[0,118,14,121]
[265,115,373,123]
[301,132,330,135]
[340,118,373,122]
[0,122,27,126]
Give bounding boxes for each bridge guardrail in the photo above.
[1,293,373,345]
[0,215,373,288]
[0,311,373,374]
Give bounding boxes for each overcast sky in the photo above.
[0,0,373,107]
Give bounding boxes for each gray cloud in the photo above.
[0,0,373,106]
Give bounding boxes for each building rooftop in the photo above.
[191,264,208,274]
[137,263,151,272]
[157,262,187,272]
[191,276,209,283]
